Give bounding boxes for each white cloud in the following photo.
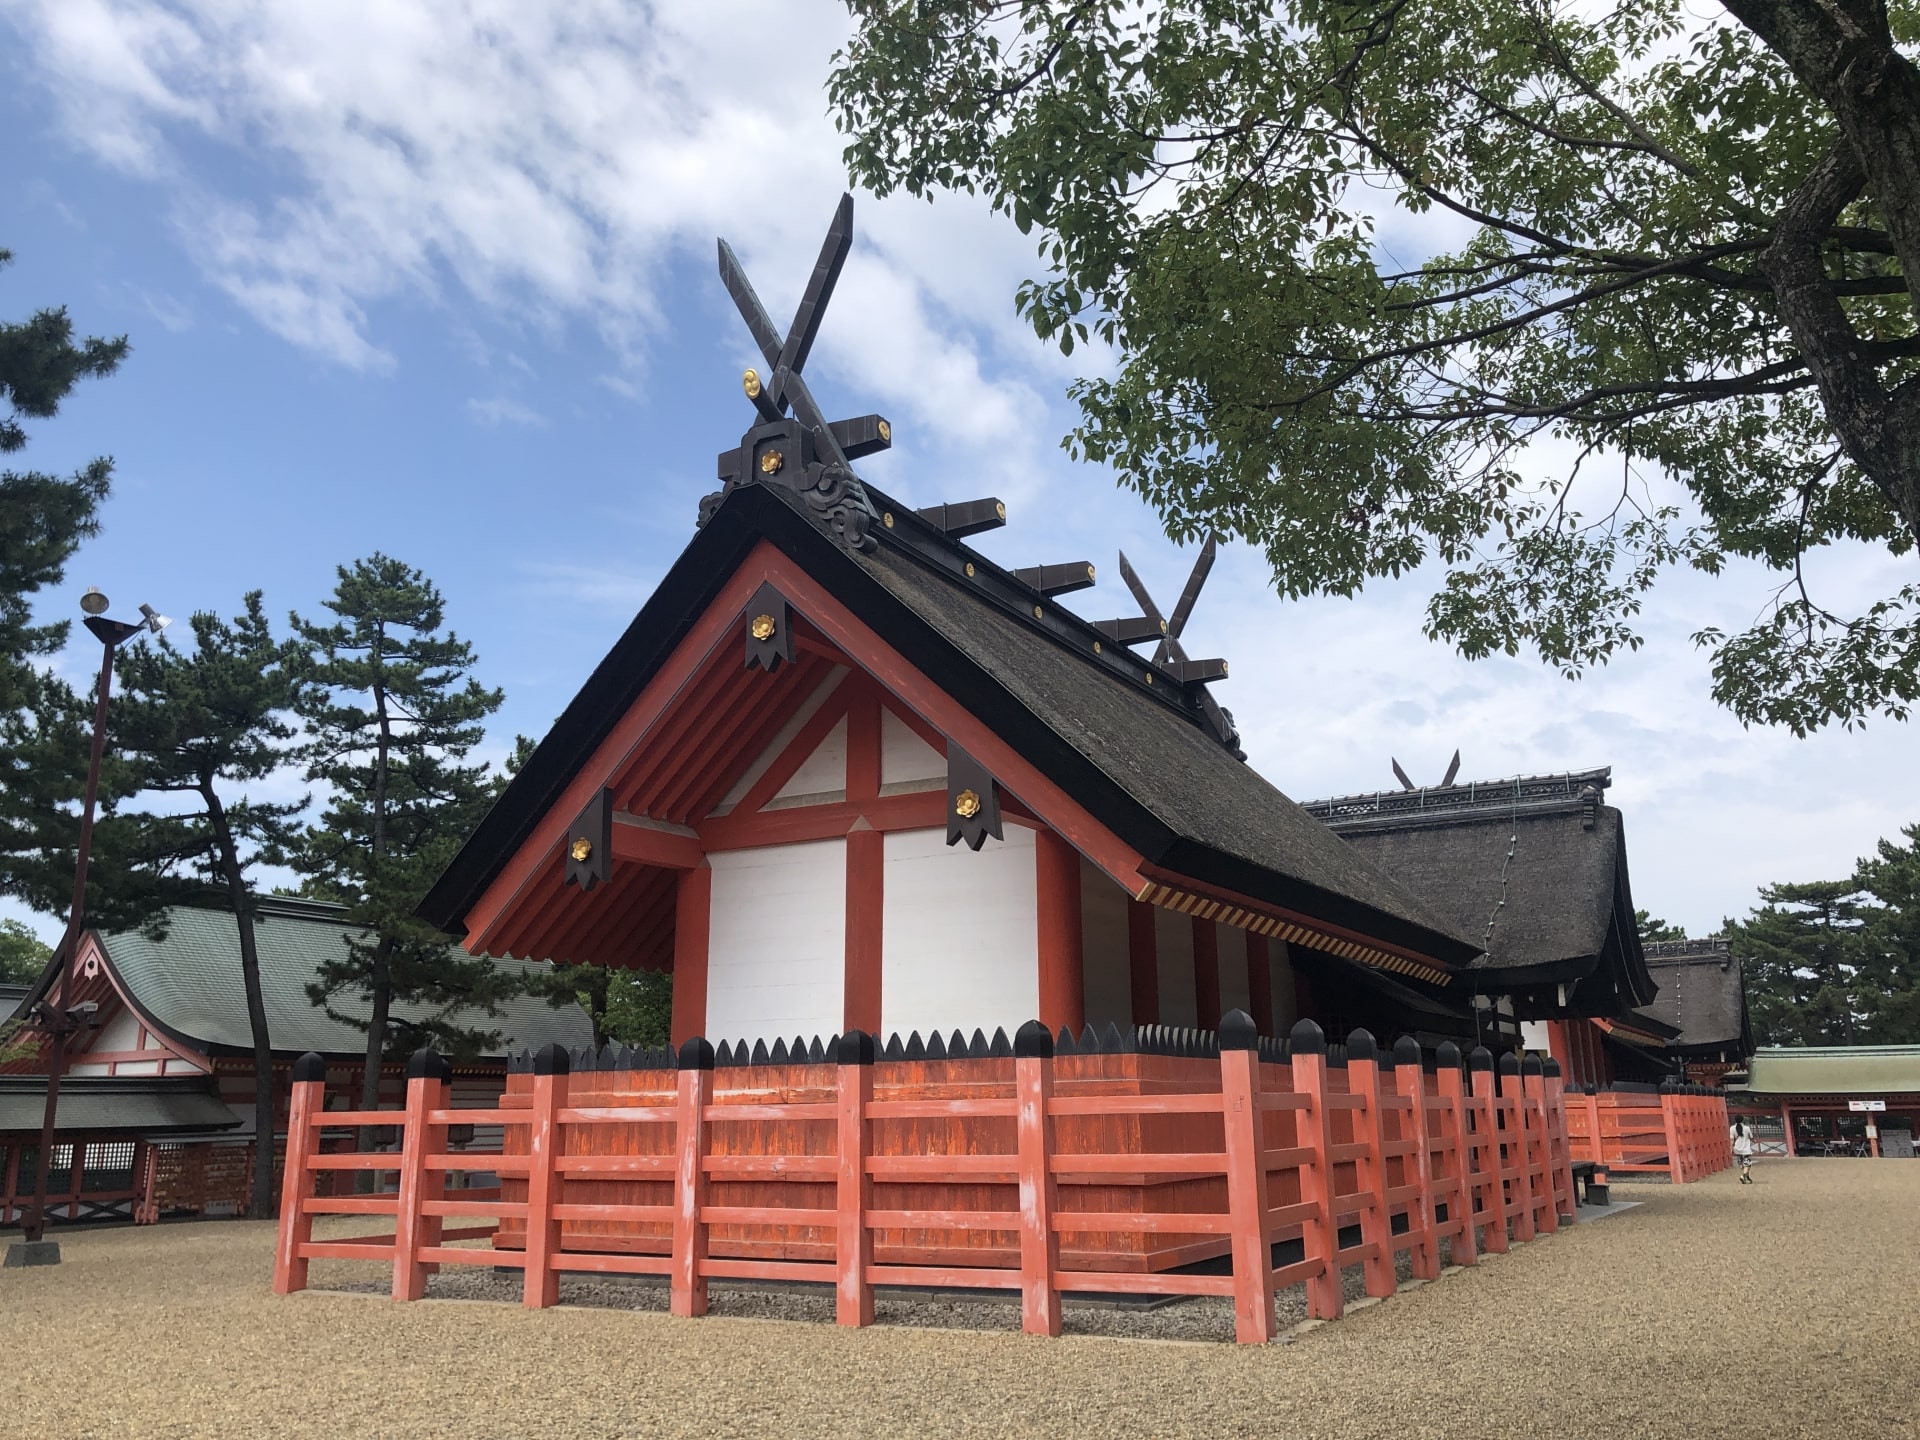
[465,395,545,428]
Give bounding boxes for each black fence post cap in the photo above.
[1344,1028,1378,1064]
[1392,1035,1423,1068]
[1497,1051,1521,1076]
[678,1036,716,1072]
[1435,1040,1462,1069]
[1467,1045,1495,1072]
[835,1029,876,1066]
[292,1052,327,1085]
[533,1042,571,1076]
[407,1046,451,1083]
[1541,1057,1562,1078]
[1288,1018,1327,1056]
[1217,1009,1259,1052]
[1013,1019,1054,1059]
[1521,1054,1544,1076]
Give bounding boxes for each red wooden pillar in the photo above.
[844,828,884,1034]
[1499,1056,1536,1242]
[1393,1037,1440,1280]
[1435,1050,1477,1267]
[522,1048,568,1309]
[1289,1022,1343,1320]
[272,1053,326,1295]
[1244,931,1273,1036]
[1191,917,1221,1030]
[1347,1034,1396,1297]
[1521,1059,1558,1235]
[1014,1021,1061,1336]
[1468,1051,1509,1254]
[670,1042,714,1318]
[1126,898,1159,1026]
[392,1050,449,1302]
[1782,1104,1796,1157]
[835,1033,875,1327]
[1219,1013,1275,1344]
[1035,828,1084,1037]
[670,862,712,1048]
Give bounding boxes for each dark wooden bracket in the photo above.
[744,581,795,672]
[945,746,1004,852]
[564,787,613,892]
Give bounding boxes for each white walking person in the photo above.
[1731,1118,1756,1184]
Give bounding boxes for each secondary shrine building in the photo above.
[419,493,1481,1050]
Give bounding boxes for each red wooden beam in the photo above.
[609,818,703,870]
[697,791,946,850]
[1192,916,1221,1030]
[845,828,883,1035]
[1127,898,1159,1026]
[1036,828,1085,1036]
[670,864,712,1047]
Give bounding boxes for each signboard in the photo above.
[1848,1099,1887,1112]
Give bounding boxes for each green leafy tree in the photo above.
[0,248,156,935]
[1635,910,1687,943]
[1852,823,1920,1042]
[288,556,510,1110]
[0,916,50,985]
[832,0,1920,733]
[113,593,305,1217]
[1727,879,1871,1044]
[521,965,673,1051]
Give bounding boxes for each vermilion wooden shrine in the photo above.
[273,195,1629,1337]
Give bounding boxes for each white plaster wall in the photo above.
[1154,908,1197,1027]
[115,1059,161,1076]
[1217,922,1252,1019]
[1079,858,1131,1029]
[706,839,847,1042]
[882,826,1038,1039]
[879,708,945,790]
[90,1006,141,1055]
[770,715,847,806]
[1521,1020,1551,1053]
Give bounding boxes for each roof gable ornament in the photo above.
[1099,533,1242,756]
[701,194,890,554]
[1391,751,1463,791]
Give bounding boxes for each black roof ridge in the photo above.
[1302,766,1613,832]
[1644,936,1732,962]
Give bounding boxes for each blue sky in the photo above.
[3,0,1916,943]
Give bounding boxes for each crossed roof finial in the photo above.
[701,194,893,552]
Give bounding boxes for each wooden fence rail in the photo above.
[274,1014,1580,1345]
[1564,1085,1732,1183]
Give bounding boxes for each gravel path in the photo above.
[3,1160,1914,1439]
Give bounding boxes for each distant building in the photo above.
[1635,937,1751,1087]
[2,894,590,1227]
[1302,767,1677,1082]
[1728,1046,1920,1158]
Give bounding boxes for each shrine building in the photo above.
[417,199,1483,1050]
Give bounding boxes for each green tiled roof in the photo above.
[94,896,593,1060]
[1736,1046,1920,1096]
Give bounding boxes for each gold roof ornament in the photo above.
[570,837,593,863]
[743,367,762,399]
[953,789,982,820]
[750,613,776,641]
[759,449,784,475]
[876,418,891,442]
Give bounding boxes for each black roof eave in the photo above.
[419,487,1472,966]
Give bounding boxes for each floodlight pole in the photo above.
[12,612,144,1262]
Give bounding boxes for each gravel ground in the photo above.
[3,1159,1914,1440]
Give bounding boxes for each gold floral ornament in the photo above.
[742,367,762,399]
[750,613,776,641]
[570,837,593,863]
[954,789,982,820]
[759,449,784,475]
[876,419,891,442]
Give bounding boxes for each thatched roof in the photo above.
[1637,938,1751,1057]
[1301,769,1658,1015]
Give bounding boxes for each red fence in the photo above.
[1564,1085,1732,1182]
[273,1015,1578,1345]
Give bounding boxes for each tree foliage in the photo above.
[286,556,510,1106]
[0,917,50,986]
[113,592,305,1217]
[832,0,1920,733]
[1635,909,1687,943]
[522,964,673,1051]
[0,248,157,934]
[1728,826,1920,1044]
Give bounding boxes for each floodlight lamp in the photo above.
[79,588,109,616]
[139,604,171,634]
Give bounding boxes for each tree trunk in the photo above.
[358,935,393,1114]
[204,785,278,1221]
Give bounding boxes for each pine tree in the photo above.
[520,964,673,1051]
[113,593,305,1217]
[1635,911,1687,944]
[1852,826,1920,1044]
[1727,881,1871,1046]
[0,917,50,984]
[288,556,509,1109]
[0,248,155,935]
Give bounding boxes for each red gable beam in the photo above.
[610,816,703,870]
